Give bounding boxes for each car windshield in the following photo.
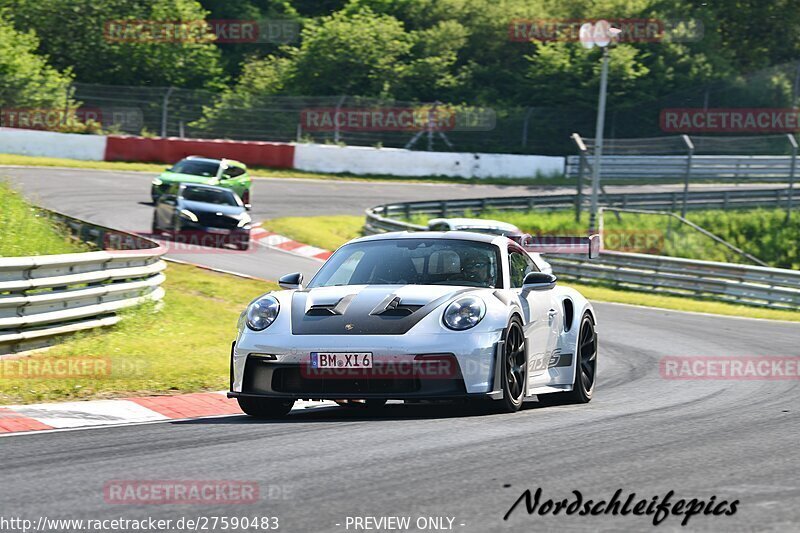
[309,238,501,288]
[170,160,220,177]
[181,186,239,206]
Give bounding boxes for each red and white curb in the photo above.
[0,393,333,436]
[250,226,332,261]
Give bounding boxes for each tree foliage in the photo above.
[2,0,225,89]
[0,15,73,108]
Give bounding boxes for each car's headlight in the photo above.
[246,295,280,331]
[152,178,163,186]
[443,296,486,330]
[235,213,251,227]
[179,209,198,222]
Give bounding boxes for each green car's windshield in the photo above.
[181,186,240,206]
[309,238,501,288]
[170,160,220,177]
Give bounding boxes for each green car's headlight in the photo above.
[246,295,280,331]
[443,296,486,330]
[152,178,162,186]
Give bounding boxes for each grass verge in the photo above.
[0,153,569,186]
[265,214,800,322]
[408,207,798,269]
[0,180,88,256]
[0,263,276,405]
[264,215,365,251]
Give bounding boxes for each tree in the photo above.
[0,15,73,109]
[2,0,225,89]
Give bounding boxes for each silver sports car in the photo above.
[229,231,598,418]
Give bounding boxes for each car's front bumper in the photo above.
[229,329,505,399]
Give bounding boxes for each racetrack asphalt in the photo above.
[2,166,799,532]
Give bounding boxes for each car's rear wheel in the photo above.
[553,313,596,405]
[237,397,294,419]
[495,317,526,413]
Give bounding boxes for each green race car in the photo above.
[151,156,252,208]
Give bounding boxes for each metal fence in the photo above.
[68,83,592,155]
[363,190,800,310]
[568,133,798,217]
[0,211,167,355]
[546,251,800,310]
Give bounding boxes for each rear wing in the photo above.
[511,234,601,258]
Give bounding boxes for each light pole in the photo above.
[580,21,620,232]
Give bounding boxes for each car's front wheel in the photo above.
[495,316,526,413]
[237,397,294,419]
[543,313,596,406]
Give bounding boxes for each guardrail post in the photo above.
[681,135,695,217]
[441,201,448,218]
[787,134,797,220]
[571,133,588,222]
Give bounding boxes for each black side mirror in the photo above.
[522,272,557,291]
[279,272,303,290]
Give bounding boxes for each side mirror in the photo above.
[221,173,232,180]
[165,167,173,172]
[278,272,303,290]
[244,203,252,211]
[522,272,557,291]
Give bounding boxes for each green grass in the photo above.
[408,208,799,268]
[0,181,89,256]
[0,153,569,186]
[0,263,277,405]
[264,214,800,322]
[264,215,365,251]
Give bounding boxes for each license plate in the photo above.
[207,228,231,235]
[310,352,373,369]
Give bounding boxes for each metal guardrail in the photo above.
[364,192,800,310]
[547,251,800,310]
[0,211,167,354]
[568,133,798,218]
[366,188,800,234]
[566,155,798,180]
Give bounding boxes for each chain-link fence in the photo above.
[34,60,800,156]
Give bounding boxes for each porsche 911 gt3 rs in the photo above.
[228,231,599,418]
